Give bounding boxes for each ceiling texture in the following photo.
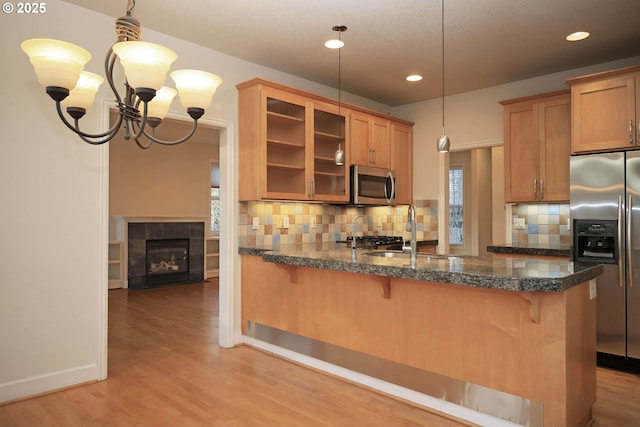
[63,0,640,107]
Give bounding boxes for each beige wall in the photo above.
[109,119,219,218]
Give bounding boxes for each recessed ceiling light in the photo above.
[566,31,590,42]
[324,39,344,49]
[406,74,423,82]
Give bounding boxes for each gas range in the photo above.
[337,235,404,249]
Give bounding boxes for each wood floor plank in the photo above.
[1,281,639,427]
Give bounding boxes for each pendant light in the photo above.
[437,0,451,153]
[331,25,347,166]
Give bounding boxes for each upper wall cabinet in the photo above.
[568,65,640,154]
[390,122,413,205]
[237,79,348,202]
[237,78,414,203]
[500,90,571,203]
[350,112,391,169]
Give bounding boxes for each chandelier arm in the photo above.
[139,119,199,146]
[133,134,154,149]
[127,100,152,140]
[105,49,124,107]
[55,101,124,140]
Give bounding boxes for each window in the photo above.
[210,163,220,234]
[449,166,463,245]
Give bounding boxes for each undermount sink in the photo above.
[362,250,460,260]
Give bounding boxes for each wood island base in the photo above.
[241,254,597,427]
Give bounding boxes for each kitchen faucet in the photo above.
[351,215,366,262]
[403,205,417,268]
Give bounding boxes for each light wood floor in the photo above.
[1,281,639,427]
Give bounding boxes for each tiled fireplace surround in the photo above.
[127,221,205,289]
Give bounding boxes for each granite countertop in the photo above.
[487,243,571,258]
[239,242,601,293]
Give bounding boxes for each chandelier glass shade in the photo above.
[21,2,222,148]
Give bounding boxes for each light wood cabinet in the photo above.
[237,78,413,203]
[501,90,571,203]
[390,122,413,205]
[350,112,390,168]
[568,65,640,154]
[237,79,348,202]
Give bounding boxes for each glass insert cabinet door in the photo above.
[312,108,346,200]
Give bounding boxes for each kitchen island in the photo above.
[239,243,602,427]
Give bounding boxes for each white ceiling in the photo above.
[63,0,640,106]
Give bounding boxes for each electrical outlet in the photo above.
[283,216,289,229]
[311,216,317,229]
[567,218,571,231]
[589,279,597,300]
[252,217,259,230]
[513,217,526,230]
[377,217,382,228]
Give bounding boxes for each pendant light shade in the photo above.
[437,0,450,153]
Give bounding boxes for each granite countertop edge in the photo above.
[238,246,602,293]
[487,244,571,258]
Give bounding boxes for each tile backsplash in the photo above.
[511,203,571,245]
[239,200,438,247]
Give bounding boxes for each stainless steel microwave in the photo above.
[350,165,396,205]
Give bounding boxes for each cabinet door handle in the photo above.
[630,120,634,145]
[540,179,544,200]
[533,179,537,199]
[307,178,312,198]
[312,179,316,198]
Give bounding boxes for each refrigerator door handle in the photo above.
[618,194,624,288]
[628,194,633,288]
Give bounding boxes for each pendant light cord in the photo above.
[441,0,445,132]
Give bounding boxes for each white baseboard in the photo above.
[0,363,99,404]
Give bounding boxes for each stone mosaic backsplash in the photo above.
[510,203,571,245]
[238,199,438,247]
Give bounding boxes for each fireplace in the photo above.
[128,221,204,289]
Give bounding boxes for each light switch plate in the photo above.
[589,279,597,300]
[377,217,382,228]
[311,216,317,229]
[283,216,289,229]
[252,217,259,230]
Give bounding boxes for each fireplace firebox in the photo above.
[146,238,189,285]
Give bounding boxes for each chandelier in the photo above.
[21,0,222,148]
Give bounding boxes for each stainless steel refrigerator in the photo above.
[570,151,640,370]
